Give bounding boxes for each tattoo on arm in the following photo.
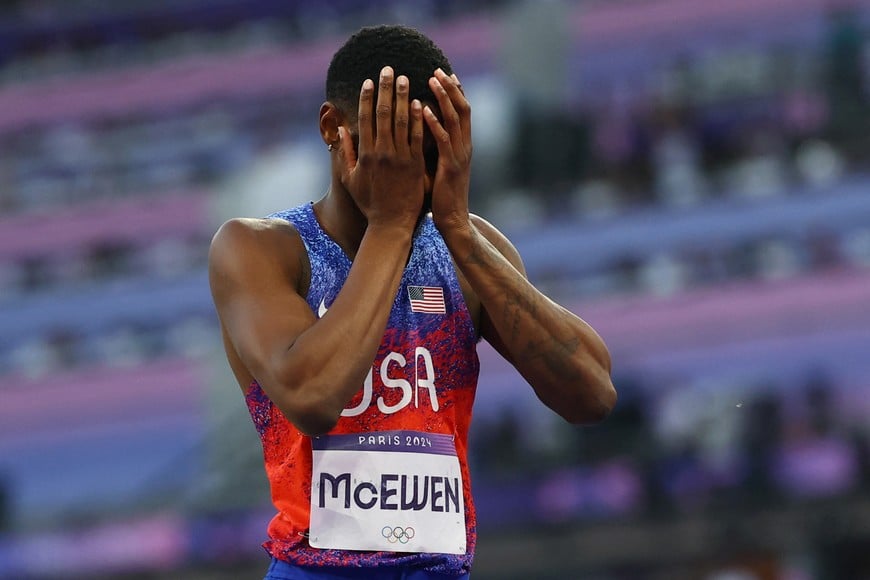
[469,232,536,344]
[525,333,581,377]
[502,286,536,344]
[467,229,581,377]
[464,234,489,267]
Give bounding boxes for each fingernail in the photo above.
[363,79,374,90]
[451,73,459,83]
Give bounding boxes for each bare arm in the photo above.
[209,66,427,436]
[451,215,616,424]
[423,68,615,424]
[209,218,413,435]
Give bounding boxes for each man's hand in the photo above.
[338,65,427,231]
[424,68,473,239]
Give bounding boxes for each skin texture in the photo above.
[209,65,616,436]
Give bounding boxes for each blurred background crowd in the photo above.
[1,0,869,578]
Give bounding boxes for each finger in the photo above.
[423,104,451,161]
[376,66,395,152]
[394,74,410,156]
[429,72,463,156]
[337,126,356,173]
[451,73,464,96]
[435,69,471,153]
[357,78,375,156]
[449,72,472,150]
[409,99,424,162]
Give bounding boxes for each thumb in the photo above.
[337,126,356,172]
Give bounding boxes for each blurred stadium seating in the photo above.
[1,0,869,578]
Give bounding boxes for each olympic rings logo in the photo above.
[382,525,415,544]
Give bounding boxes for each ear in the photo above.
[319,102,343,148]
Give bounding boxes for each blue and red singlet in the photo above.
[245,203,480,576]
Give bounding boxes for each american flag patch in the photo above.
[408,285,446,314]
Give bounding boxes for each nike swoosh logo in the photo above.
[318,298,328,318]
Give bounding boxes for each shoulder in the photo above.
[210,217,302,258]
[469,213,504,241]
[209,217,309,292]
[211,216,299,245]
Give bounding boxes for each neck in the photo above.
[313,183,367,260]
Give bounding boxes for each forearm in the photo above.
[276,224,412,431]
[446,224,615,423]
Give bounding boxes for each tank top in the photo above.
[245,203,480,575]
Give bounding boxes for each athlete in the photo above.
[208,25,616,580]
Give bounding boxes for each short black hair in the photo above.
[326,25,453,116]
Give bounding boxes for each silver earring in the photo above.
[327,143,335,152]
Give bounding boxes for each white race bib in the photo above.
[309,430,466,555]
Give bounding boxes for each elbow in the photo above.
[295,411,341,437]
[267,359,347,436]
[278,396,342,436]
[585,377,618,424]
[270,374,343,436]
[565,372,618,426]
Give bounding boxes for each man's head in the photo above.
[323,25,453,177]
